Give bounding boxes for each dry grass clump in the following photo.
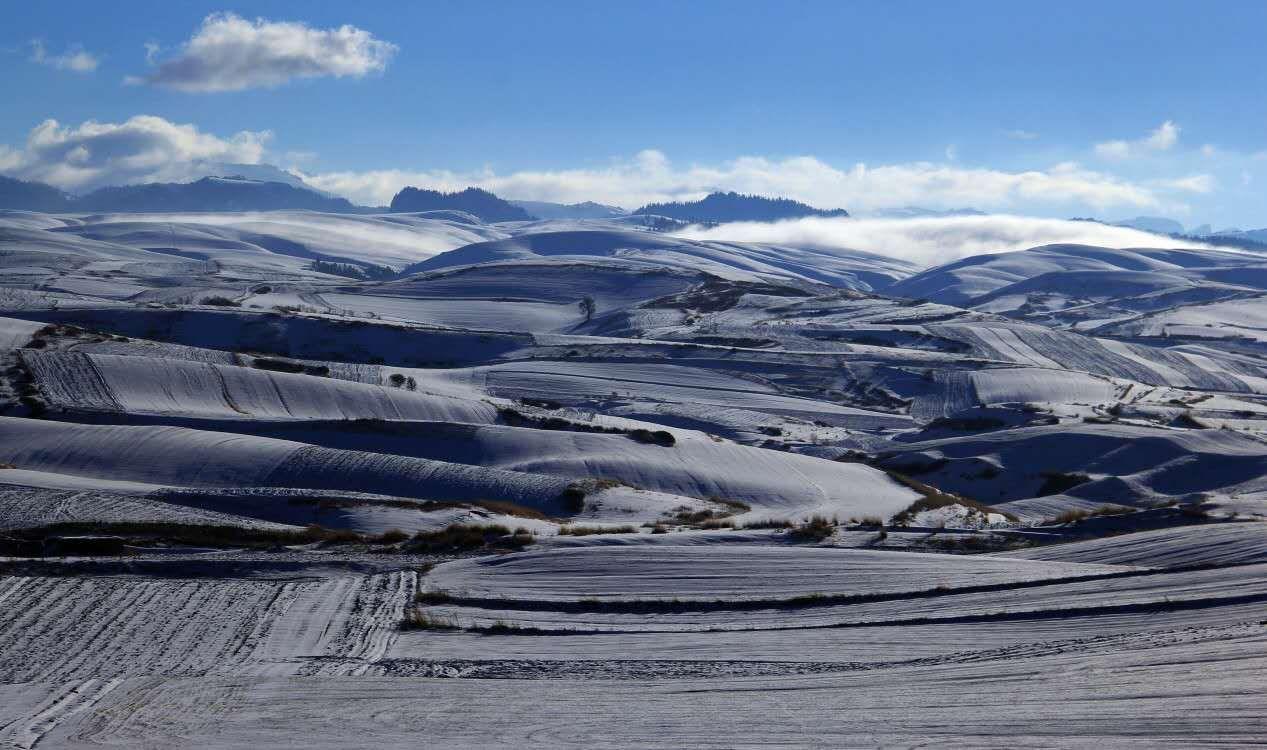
[670,497,751,528]
[414,589,455,605]
[788,515,836,542]
[405,524,534,553]
[1042,504,1136,526]
[557,524,638,536]
[0,521,427,553]
[399,607,459,631]
[741,518,794,530]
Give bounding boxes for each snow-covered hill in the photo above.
[2,208,1266,748]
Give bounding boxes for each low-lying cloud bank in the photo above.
[0,115,1230,222]
[675,215,1214,267]
[304,149,1186,214]
[0,116,269,191]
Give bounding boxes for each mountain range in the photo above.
[0,174,355,213]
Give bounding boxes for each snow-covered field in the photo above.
[2,210,1266,746]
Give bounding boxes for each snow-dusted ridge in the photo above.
[2,209,1266,746]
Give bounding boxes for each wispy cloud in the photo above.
[1095,120,1180,160]
[303,151,1173,213]
[29,39,99,73]
[1004,129,1039,140]
[1154,174,1216,194]
[674,215,1212,267]
[138,13,396,92]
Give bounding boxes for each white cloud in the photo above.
[675,215,1214,268]
[0,115,270,191]
[303,151,1170,213]
[1005,129,1039,140]
[1095,120,1181,160]
[1155,174,1216,194]
[29,39,99,73]
[141,13,396,92]
[1144,121,1180,151]
[944,144,958,161]
[1094,140,1131,160]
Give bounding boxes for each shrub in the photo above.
[200,296,240,307]
[560,484,587,513]
[252,357,305,374]
[629,428,676,447]
[378,528,409,544]
[788,515,835,542]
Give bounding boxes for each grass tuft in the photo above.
[557,524,638,536]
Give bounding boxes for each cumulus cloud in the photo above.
[1095,120,1180,160]
[141,13,396,92]
[0,115,270,191]
[303,150,1170,213]
[29,39,99,72]
[675,215,1214,268]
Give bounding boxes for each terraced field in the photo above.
[2,211,1266,746]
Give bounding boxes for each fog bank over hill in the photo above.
[675,214,1217,267]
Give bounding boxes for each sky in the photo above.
[1,0,1265,228]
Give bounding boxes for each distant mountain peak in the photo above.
[1111,216,1186,235]
[632,191,848,223]
[509,199,628,220]
[390,187,534,223]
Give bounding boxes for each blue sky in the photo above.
[2,1,1265,226]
